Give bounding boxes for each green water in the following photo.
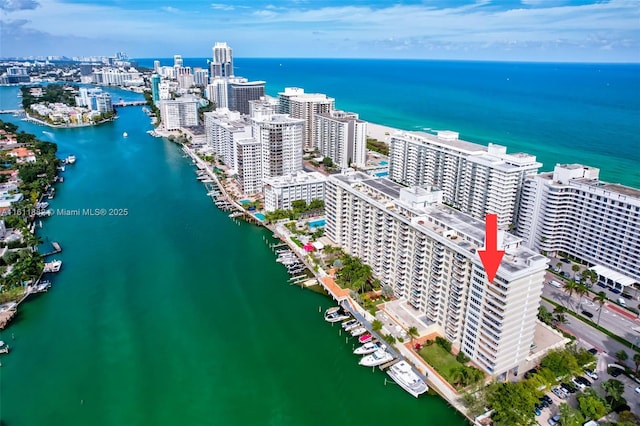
[0,88,466,425]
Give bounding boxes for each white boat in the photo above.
[354,342,382,355]
[386,360,429,397]
[359,348,394,367]
[0,341,8,354]
[324,307,350,323]
[43,259,62,273]
[350,326,367,337]
[66,155,76,164]
[123,132,128,138]
[341,319,358,330]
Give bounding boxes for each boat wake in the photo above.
[42,130,55,139]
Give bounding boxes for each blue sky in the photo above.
[1,0,638,62]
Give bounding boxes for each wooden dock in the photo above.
[0,306,17,330]
[41,241,62,257]
[379,359,398,370]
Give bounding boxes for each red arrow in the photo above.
[478,213,504,283]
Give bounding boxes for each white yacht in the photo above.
[66,155,76,164]
[349,326,367,337]
[359,348,394,367]
[324,307,350,323]
[341,319,358,330]
[386,360,428,397]
[354,342,382,355]
[43,259,62,273]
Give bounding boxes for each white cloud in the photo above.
[210,3,234,11]
[0,0,39,11]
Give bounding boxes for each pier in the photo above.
[40,241,62,257]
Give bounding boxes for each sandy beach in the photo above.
[365,122,402,144]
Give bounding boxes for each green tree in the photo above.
[633,353,640,375]
[601,379,625,405]
[371,319,382,332]
[576,388,608,420]
[559,402,585,426]
[615,350,629,365]
[594,291,607,326]
[565,280,579,307]
[572,264,581,279]
[575,283,589,310]
[486,381,538,426]
[540,349,579,378]
[407,326,419,345]
[538,305,553,325]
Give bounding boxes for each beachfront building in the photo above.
[151,74,161,104]
[389,131,541,229]
[325,170,547,378]
[263,171,326,212]
[249,97,279,120]
[253,114,305,180]
[193,68,209,87]
[211,42,234,78]
[314,110,367,169]
[159,96,199,131]
[92,67,144,87]
[228,80,266,115]
[516,164,640,290]
[278,88,334,149]
[203,109,252,173]
[175,66,194,90]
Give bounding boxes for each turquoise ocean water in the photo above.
[146,58,639,187]
[0,58,637,425]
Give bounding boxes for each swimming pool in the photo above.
[239,199,251,205]
[379,161,388,165]
[309,219,326,228]
[254,213,265,221]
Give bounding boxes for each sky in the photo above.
[0,0,639,62]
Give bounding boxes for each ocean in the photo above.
[142,58,639,187]
[0,58,637,425]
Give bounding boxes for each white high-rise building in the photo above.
[175,67,194,89]
[315,110,367,169]
[236,139,263,195]
[173,55,183,68]
[389,131,541,229]
[193,68,209,87]
[211,42,234,78]
[249,96,279,121]
[253,114,305,180]
[159,96,199,131]
[203,109,252,172]
[517,164,640,290]
[325,171,548,378]
[278,88,334,149]
[263,171,326,212]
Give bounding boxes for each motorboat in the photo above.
[0,340,9,354]
[350,327,367,337]
[66,155,76,164]
[359,334,373,344]
[43,259,62,273]
[359,348,394,367]
[324,307,350,323]
[341,319,358,330]
[386,360,428,397]
[354,342,382,355]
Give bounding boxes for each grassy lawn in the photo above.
[419,343,463,385]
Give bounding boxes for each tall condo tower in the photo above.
[212,42,234,78]
[173,55,183,68]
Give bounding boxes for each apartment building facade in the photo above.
[325,171,547,378]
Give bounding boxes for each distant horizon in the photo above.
[3,56,640,65]
[1,1,638,63]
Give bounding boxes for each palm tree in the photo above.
[615,350,629,365]
[594,292,607,326]
[407,326,419,345]
[564,280,579,308]
[601,379,625,405]
[633,353,640,376]
[372,319,382,332]
[575,283,589,311]
[572,264,580,279]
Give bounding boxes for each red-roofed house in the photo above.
[8,147,36,163]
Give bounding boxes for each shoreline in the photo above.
[24,112,116,128]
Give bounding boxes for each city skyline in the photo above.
[1,0,639,63]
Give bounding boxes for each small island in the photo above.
[21,84,116,127]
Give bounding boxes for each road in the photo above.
[542,271,640,353]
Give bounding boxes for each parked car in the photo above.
[576,376,592,387]
[617,297,627,307]
[588,348,598,355]
[535,407,542,416]
[561,382,577,393]
[548,414,561,425]
[572,377,586,390]
[609,368,623,378]
[553,386,568,398]
[538,398,549,408]
[622,292,633,299]
[541,394,553,405]
[584,368,598,380]
[635,386,640,394]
